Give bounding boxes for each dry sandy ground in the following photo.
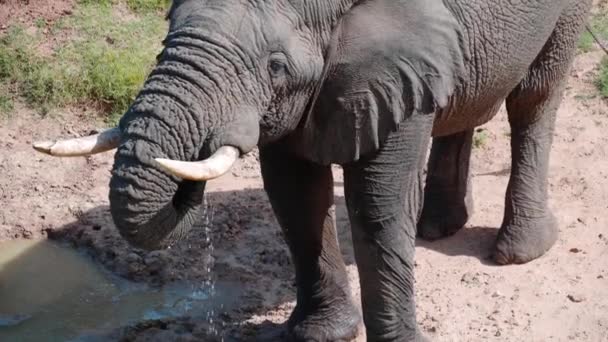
[0,0,74,33]
[1,1,608,341]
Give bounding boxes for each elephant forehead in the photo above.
[170,0,304,44]
[170,1,261,32]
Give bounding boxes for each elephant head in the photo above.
[34,0,465,250]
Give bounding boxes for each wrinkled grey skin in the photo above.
[108,0,593,340]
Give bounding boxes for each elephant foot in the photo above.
[493,212,558,265]
[287,299,361,342]
[417,204,470,241]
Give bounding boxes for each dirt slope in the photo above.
[0,0,74,33]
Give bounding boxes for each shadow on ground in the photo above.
[415,226,500,266]
[14,184,503,340]
[37,187,295,340]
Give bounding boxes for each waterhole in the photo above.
[0,239,238,341]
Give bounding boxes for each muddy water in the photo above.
[0,239,238,341]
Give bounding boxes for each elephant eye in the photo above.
[268,53,289,79]
[269,60,285,74]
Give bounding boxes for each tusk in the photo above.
[33,128,122,157]
[153,146,240,181]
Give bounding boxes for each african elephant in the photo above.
[34,0,593,340]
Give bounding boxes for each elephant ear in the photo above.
[297,0,466,164]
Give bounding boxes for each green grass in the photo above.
[35,18,47,29]
[598,57,608,98]
[579,10,608,53]
[0,1,168,123]
[125,0,171,13]
[78,0,170,14]
[0,93,13,115]
[578,8,608,99]
[473,129,489,149]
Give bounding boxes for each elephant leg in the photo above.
[342,115,433,342]
[417,130,474,240]
[260,143,361,342]
[495,87,560,265]
[494,8,586,265]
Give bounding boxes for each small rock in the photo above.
[597,275,604,279]
[567,294,585,303]
[577,217,586,225]
[569,248,581,253]
[126,253,140,263]
[492,290,503,298]
[461,272,490,286]
[461,272,478,285]
[495,330,502,337]
[144,251,167,272]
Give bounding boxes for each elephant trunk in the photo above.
[108,91,209,250]
[109,123,209,250]
[110,166,205,251]
[109,32,260,250]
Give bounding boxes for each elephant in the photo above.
[34,0,593,340]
